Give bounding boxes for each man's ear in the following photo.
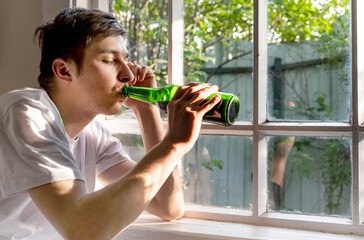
[52,58,73,83]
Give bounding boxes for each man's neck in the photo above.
[47,89,95,140]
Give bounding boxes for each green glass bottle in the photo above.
[121,84,240,126]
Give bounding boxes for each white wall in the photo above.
[0,0,41,94]
[0,0,71,94]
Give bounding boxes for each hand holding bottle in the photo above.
[163,83,221,152]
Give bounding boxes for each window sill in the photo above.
[115,213,363,240]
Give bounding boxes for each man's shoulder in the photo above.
[0,88,43,110]
[0,88,57,118]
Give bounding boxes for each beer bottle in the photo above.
[121,85,239,126]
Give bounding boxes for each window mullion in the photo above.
[72,0,88,8]
[356,0,364,126]
[71,0,108,10]
[253,0,268,217]
[168,0,184,85]
[352,0,364,226]
[91,0,109,11]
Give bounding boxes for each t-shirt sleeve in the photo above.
[0,100,84,198]
[92,120,132,176]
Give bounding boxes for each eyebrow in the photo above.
[97,49,130,59]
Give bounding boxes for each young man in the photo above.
[0,8,221,239]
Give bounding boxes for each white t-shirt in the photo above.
[0,88,131,239]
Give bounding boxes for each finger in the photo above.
[184,82,201,86]
[198,94,221,113]
[138,66,147,82]
[189,84,219,104]
[172,85,187,99]
[127,63,140,82]
[175,83,200,94]
[172,83,199,98]
[174,83,213,100]
[184,82,210,90]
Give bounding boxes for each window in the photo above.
[266,0,352,218]
[104,0,364,235]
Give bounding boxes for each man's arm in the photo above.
[28,137,187,240]
[28,83,221,240]
[109,62,184,220]
[98,103,185,221]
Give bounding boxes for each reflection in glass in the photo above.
[183,135,252,210]
[268,136,351,217]
[183,0,254,121]
[268,0,351,121]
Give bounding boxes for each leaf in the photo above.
[201,162,213,171]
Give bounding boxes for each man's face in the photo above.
[72,35,134,116]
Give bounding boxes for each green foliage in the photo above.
[292,138,351,214]
[112,0,350,84]
[184,0,253,84]
[289,92,334,120]
[201,159,224,171]
[113,0,169,84]
[268,0,350,43]
[113,0,351,215]
[282,90,350,215]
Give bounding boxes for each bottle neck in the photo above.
[121,85,159,104]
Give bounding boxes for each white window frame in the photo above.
[98,0,364,236]
[184,0,364,235]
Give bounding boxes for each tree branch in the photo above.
[205,50,252,83]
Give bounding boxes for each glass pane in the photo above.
[267,136,351,217]
[268,0,351,121]
[183,135,252,210]
[113,133,145,161]
[113,1,168,80]
[183,0,254,121]
[112,0,169,119]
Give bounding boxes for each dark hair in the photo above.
[34,8,126,91]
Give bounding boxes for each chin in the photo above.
[106,104,124,116]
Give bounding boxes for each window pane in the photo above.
[112,0,169,119]
[113,0,169,77]
[267,136,351,217]
[267,0,351,121]
[113,133,145,160]
[183,0,253,121]
[183,135,252,210]
[112,134,253,210]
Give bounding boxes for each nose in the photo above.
[117,61,135,85]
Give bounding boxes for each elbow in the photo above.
[62,228,93,240]
[62,229,115,240]
[162,205,185,221]
[60,219,117,240]
[170,208,185,221]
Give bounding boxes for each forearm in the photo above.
[98,138,185,232]
[132,103,165,152]
[131,104,185,219]
[146,166,185,220]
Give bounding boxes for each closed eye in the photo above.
[102,59,115,64]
